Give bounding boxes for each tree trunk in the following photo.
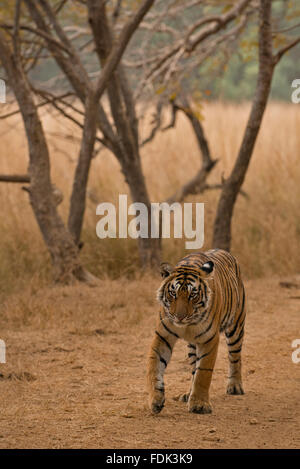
[24,0,160,268]
[121,158,161,268]
[0,32,86,283]
[88,0,161,268]
[212,0,274,251]
[68,91,98,246]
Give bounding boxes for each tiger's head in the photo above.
[157,260,214,326]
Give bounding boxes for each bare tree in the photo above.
[86,0,160,267]
[2,0,297,277]
[0,26,84,284]
[0,0,160,269]
[132,0,252,101]
[0,0,156,280]
[133,0,254,210]
[0,0,255,270]
[212,0,300,251]
[133,0,299,251]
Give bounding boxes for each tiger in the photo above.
[147,248,246,415]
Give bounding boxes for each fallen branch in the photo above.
[0,174,30,183]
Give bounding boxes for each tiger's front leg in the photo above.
[177,343,197,403]
[147,320,178,414]
[188,337,219,414]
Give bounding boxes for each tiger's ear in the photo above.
[160,262,174,278]
[200,261,214,277]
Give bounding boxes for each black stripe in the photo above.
[196,350,211,361]
[155,331,172,352]
[175,268,200,277]
[155,386,164,393]
[223,283,233,327]
[235,261,239,278]
[220,278,231,329]
[203,331,217,345]
[188,352,196,358]
[159,314,179,338]
[227,283,233,315]
[160,356,167,367]
[194,314,215,339]
[188,343,196,349]
[225,293,245,339]
[229,346,242,354]
[202,280,208,303]
[152,348,168,367]
[196,367,213,372]
[229,358,240,364]
[221,305,232,330]
[196,342,218,362]
[228,326,244,347]
[197,301,205,308]
[221,309,231,330]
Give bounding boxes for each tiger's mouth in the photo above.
[166,311,194,325]
[165,307,207,326]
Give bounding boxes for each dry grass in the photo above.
[0,101,299,300]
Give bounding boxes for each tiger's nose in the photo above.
[175,296,188,321]
[176,311,187,322]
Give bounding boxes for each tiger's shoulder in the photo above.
[176,249,240,274]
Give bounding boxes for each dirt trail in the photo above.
[0,275,299,449]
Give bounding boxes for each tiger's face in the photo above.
[157,261,214,326]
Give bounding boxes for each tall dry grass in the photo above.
[0,101,299,301]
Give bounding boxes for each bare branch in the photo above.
[273,36,300,65]
[272,22,300,35]
[0,174,30,183]
[135,0,252,99]
[161,100,178,131]
[13,0,22,60]
[0,92,73,119]
[24,0,119,150]
[160,94,218,204]
[112,0,123,24]
[141,99,163,146]
[0,22,72,54]
[186,0,251,53]
[93,0,156,101]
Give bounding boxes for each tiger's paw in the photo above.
[188,397,212,414]
[149,390,165,414]
[227,381,244,395]
[179,392,190,403]
[173,392,190,403]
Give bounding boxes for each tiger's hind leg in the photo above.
[176,343,196,402]
[225,295,246,395]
